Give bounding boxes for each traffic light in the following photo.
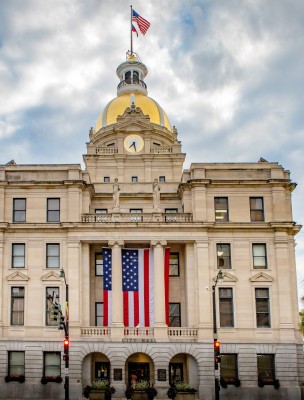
[214,340,221,369]
[53,304,62,321]
[58,315,65,330]
[64,338,69,355]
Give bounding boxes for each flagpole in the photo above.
[130,5,133,55]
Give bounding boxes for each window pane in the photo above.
[46,287,59,326]
[12,244,25,268]
[257,354,275,381]
[215,197,228,222]
[219,288,234,327]
[250,197,264,221]
[47,244,60,268]
[48,199,60,210]
[47,210,60,222]
[47,199,60,222]
[217,244,231,269]
[96,302,104,326]
[169,253,179,276]
[45,352,61,376]
[169,303,181,327]
[220,354,237,379]
[14,199,26,210]
[96,253,103,276]
[9,351,25,376]
[11,287,24,326]
[95,209,108,214]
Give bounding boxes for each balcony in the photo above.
[81,326,198,341]
[81,213,193,223]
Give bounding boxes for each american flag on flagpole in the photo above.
[103,248,112,326]
[132,9,151,35]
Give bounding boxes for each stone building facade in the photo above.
[0,52,303,399]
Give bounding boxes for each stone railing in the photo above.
[124,327,154,338]
[150,146,173,154]
[81,326,198,340]
[82,213,193,223]
[81,327,111,337]
[95,147,118,154]
[168,327,198,339]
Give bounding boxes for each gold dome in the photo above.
[95,93,172,132]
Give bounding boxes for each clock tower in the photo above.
[84,51,185,189]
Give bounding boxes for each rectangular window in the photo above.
[250,197,264,222]
[257,354,275,383]
[169,253,179,276]
[46,244,60,268]
[95,302,104,326]
[44,352,61,377]
[104,177,110,183]
[215,197,229,222]
[159,176,166,182]
[13,199,26,223]
[217,244,231,269]
[255,288,270,327]
[95,209,108,214]
[8,351,25,376]
[253,244,267,269]
[219,288,234,327]
[95,253,103,276]
[131,176,138,183]
[220,354,238,381]
[46,287,59,326]
[169,363,183,385]
[169,303,181,327]
[47,198,60,222]
[12,244,25,268]
[165,208,178,213]
[11,287,24,326]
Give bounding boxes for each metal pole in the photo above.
[65,283,69,400]
[212,285,219,400]
[130,5,133,55]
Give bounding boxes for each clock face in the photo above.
[124,134,144,153]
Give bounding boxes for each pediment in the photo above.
[249,272,274,282]
[6,271,29,281]
[41,271,61,282]
[221,271,238,282]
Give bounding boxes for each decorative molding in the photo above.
[108,240,124,248]
[150,240,167,247]
[41,271,61,282]
[6,271,29,281]
[249,272,274,282]
[220,271,238,283]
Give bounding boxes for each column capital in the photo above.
[150,240,167,248]
[108,240,124,248]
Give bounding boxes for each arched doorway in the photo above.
[169,354,198,389]
[125,353,154,387]
[82,352,111,387]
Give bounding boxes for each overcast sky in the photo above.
[1,0,303,300]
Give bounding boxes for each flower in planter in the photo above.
[220,377,241,388]
[5,375,25,383]
[174,382,197,393]
[134,380,150,391]
[92,378,110,390]
[41,375,62,384]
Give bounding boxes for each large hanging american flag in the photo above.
[102,247,170,327]
[103,248,112,326]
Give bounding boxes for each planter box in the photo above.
[132,390,149,400]
[175,393,196,400]
[89,390,106,400]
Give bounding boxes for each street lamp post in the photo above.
[212,270,223,400]
[60,269,69,400]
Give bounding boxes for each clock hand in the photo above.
[129,141,136,150]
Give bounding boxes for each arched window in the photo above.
[125,71,131,84]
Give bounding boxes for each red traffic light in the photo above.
[214,340,220,349]
[64,338,69,354]
[64,339,69,346]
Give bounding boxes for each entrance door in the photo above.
[169,363,184,384]
[128,362,150,385]
[95,362,110,380]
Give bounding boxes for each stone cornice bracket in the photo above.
[108,240,124,248]
[150,240,167,248]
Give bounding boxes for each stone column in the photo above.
[151,240,168,339]
[196,239,213,340]
[108,240,124,329]
[191,184,207,221]
[81,243,90,327]
[274,231,295,341]
[0,239,3,332]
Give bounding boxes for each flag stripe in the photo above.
[104,290,108,326]
[134,291,139,327]
[144,249,150,327]
[124,291,129,327]
[132,9,150,35]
